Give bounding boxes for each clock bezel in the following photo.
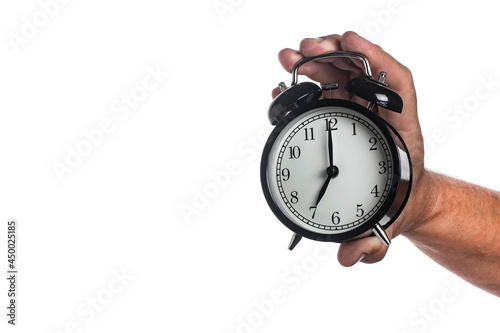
[260,98,410,243]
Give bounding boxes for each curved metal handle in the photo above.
[291,51,374,85]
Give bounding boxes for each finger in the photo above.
[299,36,353,95]
[301,36,368,84]
[340,31,414,93]
[271,86,281,99]
[337,236,390,267]
[304,34,365,73]
[299,35,342,57]
[278,42,351,100]
[340,31,419,136]
[278,48,343,85]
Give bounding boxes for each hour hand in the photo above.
[315,175,332,207]
[314,165,339,207]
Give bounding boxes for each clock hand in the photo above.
[314,165,340,207]
[314,124,340,208]
[315,175,332,207]
[328,120,334,167]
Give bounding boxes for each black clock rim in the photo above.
[260,98,403,243]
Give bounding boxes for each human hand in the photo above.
[272,31,435,265]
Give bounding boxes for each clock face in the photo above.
[262,101,400,242]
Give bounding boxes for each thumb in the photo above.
[337,236,390,266]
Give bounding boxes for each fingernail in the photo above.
[314,37,325,42]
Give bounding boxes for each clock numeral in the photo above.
[356,204,364,217]
[371,185,380,197]
[369,137,378,150]
[303,127,315,141]
[281,168,290,181]
[379,161,387,174]
[309,206,317,219]
[288,146,301,159]
[290,191,299,204]
[331,211,340,225]
[352,123,357,135]
[325,118,338,131]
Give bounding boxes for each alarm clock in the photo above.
[260,51,412,250]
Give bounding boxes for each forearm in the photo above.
[403,171,500,296]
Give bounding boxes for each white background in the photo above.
[1,0,499,332]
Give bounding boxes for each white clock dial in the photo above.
[266,106,394,235]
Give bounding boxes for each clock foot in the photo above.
[288,233,302,251]
[372,223,391,247]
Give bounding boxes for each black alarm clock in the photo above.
[260,51,412,250]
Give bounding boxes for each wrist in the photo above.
[397,169,442,239]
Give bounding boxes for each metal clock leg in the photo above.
[372,223,391,247]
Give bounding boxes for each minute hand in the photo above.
[315,125,337,207]
[328,121,334,167]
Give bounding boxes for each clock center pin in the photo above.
[326,165,339,178]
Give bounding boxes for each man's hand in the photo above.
[273,31,435,266]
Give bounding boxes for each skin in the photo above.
[273,31,500,297]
